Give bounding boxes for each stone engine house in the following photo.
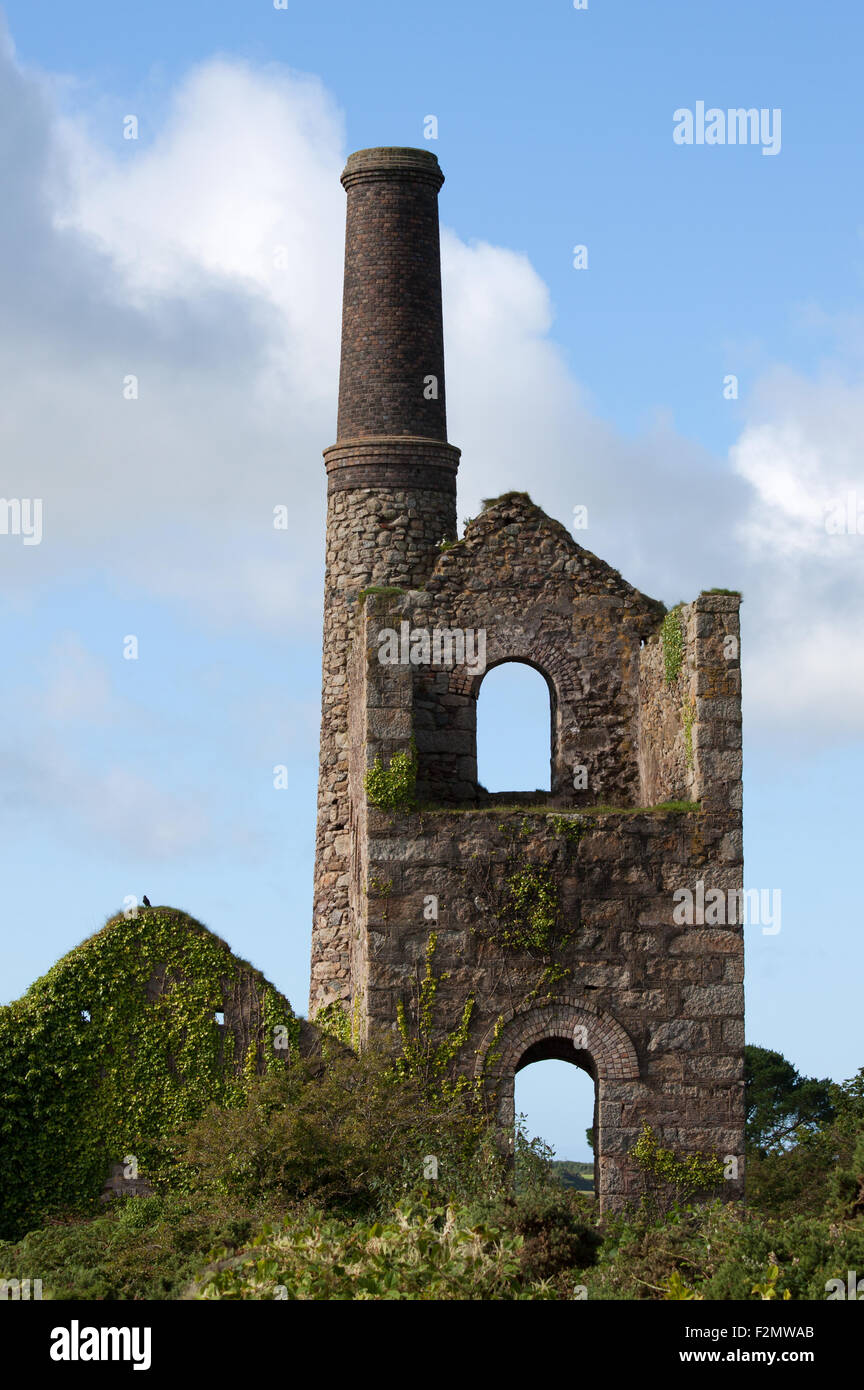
[312,146,745,1209]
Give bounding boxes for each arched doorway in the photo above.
[475,999,642,1211]
[514,1053,596,1195]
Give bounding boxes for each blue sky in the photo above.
[1,0,862,1161]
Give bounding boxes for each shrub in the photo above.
[189,1196,555,1301]
[171,1040,499,1214]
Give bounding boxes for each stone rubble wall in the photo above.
[358,799,744,1209]
[341,548,744,1210]
[312,477,455,1013]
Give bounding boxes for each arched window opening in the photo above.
[476,661,552,795]
[514,1057,596,1196]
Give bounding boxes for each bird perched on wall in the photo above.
[142,895,151,908]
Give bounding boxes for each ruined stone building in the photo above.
[312,146,744,1208]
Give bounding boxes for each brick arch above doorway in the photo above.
[475,997,640,1084]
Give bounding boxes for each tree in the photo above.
[744,1045,834,1157]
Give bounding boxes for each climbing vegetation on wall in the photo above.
[629,1124,726,1217]
[364,743,418,811]
[661,604,686,686]
[467,828,573,959]
[394,933,476,1098]
[0,908,299,1241]
[315,998,354,1047]
[681,694,697,770]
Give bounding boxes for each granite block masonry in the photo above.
[311,146,744,1209]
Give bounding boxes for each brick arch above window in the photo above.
[447,638,582,705]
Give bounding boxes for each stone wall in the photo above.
[638,593,742,815]
[356,800,744,1208]
[410,492,664,806]
[343,551,744,1210]
[313,477,457,1011]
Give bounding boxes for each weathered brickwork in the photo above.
[337,147,448,441]
[312,147,745,1210]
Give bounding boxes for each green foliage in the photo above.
[192,1195,551,1301]
[751,1263,791,1300]
[513,1117,558,1195]
[470,852,568,957]
[394,934,475,1097]
[173,1042,498,1217]
[702,588,742,597]
[5,1045,864,1302]
[661,604,686,685]
[0,908,299,1241]
[549,814,591,846]
[745,1065,863,1218]
[550,1159,594,1192]
[466,1186,601,1291]
[315,1000,352,1047]
[0,1188,274,1301]
[745,1045,835,1157]
[499,864,561,952]
[681,694,696,769]
[662,1268,703,1299]
[577,1198,864,1301]
[629,1124,725,1215]
[364,744,418,811]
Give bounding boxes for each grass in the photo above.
[480,490,535,510]
[357,585,404,603]
[418,800,700,818]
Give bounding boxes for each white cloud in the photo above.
[727,363,864,731]
[1,37,863,738]
[0,729,213,859]
[40,634,117,723]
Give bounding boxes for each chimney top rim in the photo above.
[341,146,444,189]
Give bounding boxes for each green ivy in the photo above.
[681,695,696,770]
[0,908,299,1240]
[394,934,475,1098]
[315,999,353,1047]
[629,1124,725,1215]
[661,605,686,686]
[549,814,591,847]
[364,743,418,811]
[499,865,561,953]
